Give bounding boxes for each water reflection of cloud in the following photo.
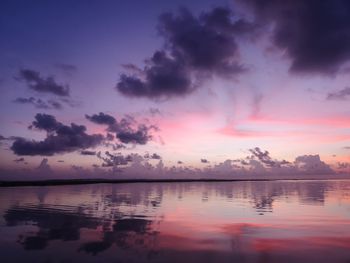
[0,180,349,262]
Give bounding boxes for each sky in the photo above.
[1,0,350,180]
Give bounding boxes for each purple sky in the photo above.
[1,0,350,180]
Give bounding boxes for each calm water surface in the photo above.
[0,180,350,263]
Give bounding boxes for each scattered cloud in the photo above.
[97,151,132,167]
[201,158,209,163]
[13,97,62,110]
[18,69,70,96]
[327,87,350,100]
[11,114,104,156]
[86,112,157,145]
[144,152,162,160]
[149,108,162,116]
[249,147,289,168]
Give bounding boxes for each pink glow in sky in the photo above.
[0,0,350,180]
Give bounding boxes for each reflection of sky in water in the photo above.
[0,180,350,263]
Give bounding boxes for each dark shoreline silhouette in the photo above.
[1,177,349,187]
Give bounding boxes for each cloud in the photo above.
[37,158,52,173]
[106,133,114,141]
[13,97,62,110]
[201,158,209,163]
[249,147,289,168]
[30,113,61,132]
[85,112,116,126]
[11,114,104,156]
[149,108,162,116]
[86,112,156,145]
[294,155,333,174]
[249,147,276,167]
[241,0,350,74]
[144,152,162,160]
[80,150,96,156]
[13,157,25,163]
[150,153,161,160]
[338,162,350,169]
[117,51,193,99]
[116,7,252,99]
[327,87,350,100]
[116,125,151,145]
[97,151,133,167]
[18,69,70,96]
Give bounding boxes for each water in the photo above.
[0,180,350,263]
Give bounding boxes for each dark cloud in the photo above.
[11,114,104,156]
[150,153,161,160]
[85,112,116,126]
[116,7,252,99]
[249,147,289,168]
[13,158,25,163]
[97,151,132,167]
[86,113,156,145]
[80,150,96,156]
[106,133,114,141]
[249,147,276,167]
[116,124,152,145]
[60,98,81,108]
[144,152,162,160]
[201,158,209,163]
[177,161,183,164]
[241,0,350,74]
[13,97,62,110]
[327,87,350,100]
[30,113,61,132]
[111,143,126,150]
[117,51,193,99]
[18,69,70,96]
[159,7,247,74]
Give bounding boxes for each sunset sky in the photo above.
[1,0,350,180]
